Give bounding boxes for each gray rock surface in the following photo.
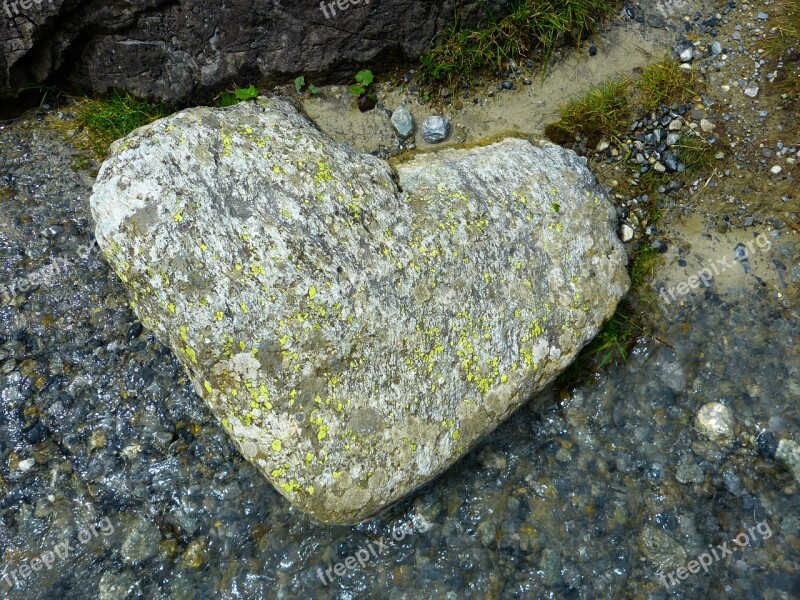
[391,106,415,138]
[120,517,161,564]
[90,97,629,523]
[422,116,450,143]
[776,439,800,483]
[639,526,688,572]
[0,0,512,102]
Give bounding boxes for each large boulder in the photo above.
[89,98,629,523]
[0,0,511,102]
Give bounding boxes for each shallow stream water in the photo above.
[0,113,798,599]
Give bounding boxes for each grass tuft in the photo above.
[544,56,716,383]
[544,79,631,147]
[629,243,662,289]
[420,0,619,85]
[635,57,697,111]
[765,0,800,101]
[674,132,715,173]
[556,243,664,384]
[61,90,173,158]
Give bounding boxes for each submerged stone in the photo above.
[90,98,629,523]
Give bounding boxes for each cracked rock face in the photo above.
[90,98,629,523]
[0,0,513,101]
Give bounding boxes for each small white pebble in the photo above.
[17,458,36,472]
[771,165,782,174]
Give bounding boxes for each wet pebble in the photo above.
[650,239,668,253]
[776,440,800,483]
[120,517,162,564]
[695,403,734,441]
[639,526,687,572]
[676,462,705,484]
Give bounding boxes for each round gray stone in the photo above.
[421,116,450,143]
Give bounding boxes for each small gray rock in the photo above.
[776,439,800,483]
[43,225,64,239]
[722,469,743,495]
[650,239,668,253]
[120,517,161,564]
[476,521,497,547]
[620,223,635,242]
[711,41,722,55]
[679,47,694,62]
[390,106,415,138]
[757,12,768,20]
[662,151,680,172]
[744,81,760,98]
[676,463,704,484]
[421,116,450,143]
[639,526,688,572]
[646,13,667,28]
[99,572,139,600]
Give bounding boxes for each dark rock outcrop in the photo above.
[0,0,511,102]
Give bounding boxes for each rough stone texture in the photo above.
[639,526,688,572]
[390,106,415,138]
[421,116,450,143]
[0,0,512,102]
[695,402,734,441]
[776,439,800,483]
[89,97,629,523]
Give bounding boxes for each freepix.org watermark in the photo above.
[319,0,369,19]
[659,232,772,304]
[659,519,772,588]
[317,514,431,585]
[1,239,99,304]
[3,0,53,19]
[1,517,114,590]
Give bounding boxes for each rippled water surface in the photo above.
[1,116,799,600]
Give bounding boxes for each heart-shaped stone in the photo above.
[90,98,629,523]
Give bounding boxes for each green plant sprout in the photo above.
[219,85,259,107]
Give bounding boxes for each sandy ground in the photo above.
[294,14,673,152]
